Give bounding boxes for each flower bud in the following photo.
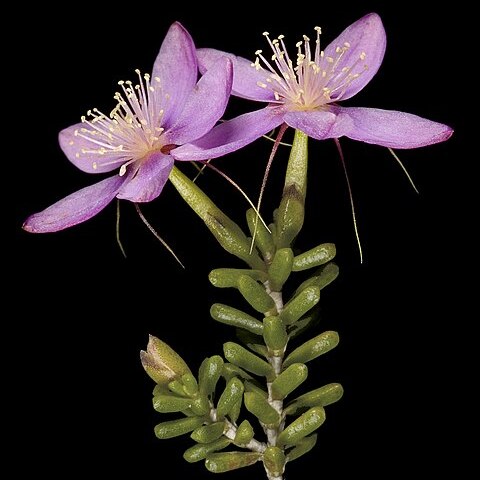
[140,335,191,385]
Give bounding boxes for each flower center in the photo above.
[74,70,166,174]
[253,28,367,110]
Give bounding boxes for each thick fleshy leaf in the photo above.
[323,13,386,101]
[117,152,173,202]
[23,175,126,233]
[283,110,351,140]
[197,48,276,102]
[337,106,454,148]
[171,106,284,161]
[152,22,198,128]
[167,58,233,145]
[59,123,123,174]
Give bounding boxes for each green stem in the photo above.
[283,129,309,199]
[264,286,285,480]
[169,166,264,270]
[275,130,309,248]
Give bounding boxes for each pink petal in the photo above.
[117,152,173,202]
[167,58,233,145]
[197,48,276,102]
[23,175,126,233]
[59,124,123,174]
[283,110,351,140]
[323,13,386,101]
[152,22,198,128]
[171,106,284,161]
[337,106,454,148]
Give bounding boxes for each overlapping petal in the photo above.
[167,57,233,145]
[284,110,352,140]
[23,175,126,233]
[197,48,276,103]
[117,153,174,202]
[152,22,198,128]
[172,106,284,161]
[324,13,386,101]
[336,107,454,148]
[59,124,123,174]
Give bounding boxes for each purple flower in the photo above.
[173,13,452,161]
[24,22,233,233]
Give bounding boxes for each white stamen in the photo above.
[74,69,167,174]
[252,27,368,110]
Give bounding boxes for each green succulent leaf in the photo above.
[217,377,244,419]
[222,362,254,381]
[263,446,286,477]
[280,286,320,325]
[191,422,226,444]
[246,208,275,261]
[287,309,320,340]
[234,420,254,446]
[244,379,268,399]
[268,248,294,291]
[223,342,274,378]
[181,372,199,396]
[154,416,205,440]
[168,379,189,397]
[244,391,281,427]
[295,263,339,295]
[238,275,276,314]
[198,355,224,398]
[184,437,231,463]
[285,383,344,415]
[286,434,318,462]
[283,331,339,367]
[209,268,268,288]
[152,395,192,413]
[205,452,262,473]
[190,395,210,416]
[263,315,288,355]
[229,395,243,423]
[292,243,336,271]
[211,304,264,335]
[277,406,326,446]
[236,329,269,358]
[271,363,308,400]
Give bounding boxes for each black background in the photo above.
[13,1,469,478]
